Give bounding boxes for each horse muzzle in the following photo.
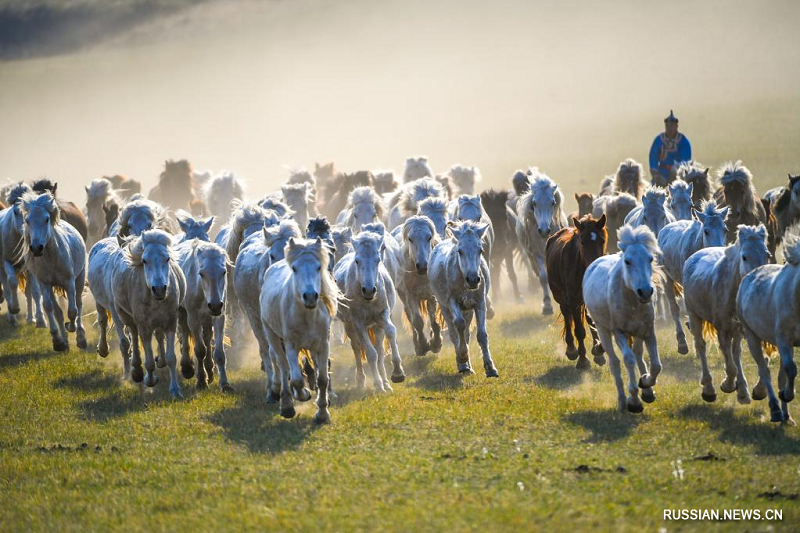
[302,291,319,309]
[361,286,377,300]
[207,302,224,316]
[29,244,45,257]
[151,285,168,300]
[415,263,428,275]
[538,227,551,238]
[465,274,481,290]
[636,287,654,303]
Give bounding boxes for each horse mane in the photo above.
[118,198,166,237]
[699,199,726,221]
[399,177,445,218]
[227,202,269,258]
[287,168,316,187]
[20,191,61,226]
[345,186,386,220]
[373,170,399,193]
[401,215,439,250]
[5,182,32,206]
[417,196,449,219]
[782,225,800,265]
[306,215,331,240]
[86,178,117,203]
[31,178,57,196]
[285,238,340,315]
[448,165,482,193]
[403,156,434,182]
[716,160,758,214]
[352,230,383,253]
[264,218,302,247]
[642,186,667,205]
[258,196,293,218]
[194,240,230,268]
[124,229,175,266]
[617,224,659,254]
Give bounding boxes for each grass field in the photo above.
[1,297,798,532]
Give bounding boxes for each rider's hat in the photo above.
[664,109,678,124]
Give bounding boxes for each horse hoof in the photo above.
[77,338,88,350]
[170,387,183,399]
[593,355,607,367]
[565,347,579,361]
[131,366,144,383]
[487,307,496,320]
[752,384,768,401]
[641,388,656,403]
[52,339,68,352]
[737,393,751,405]
[65,321,76,333]
[430,339,442,354]
[265,390,280,404]
[207,371,215,384]
[701,391,717,403]
[196,380,208,391]
[575,356,591,371]
[97,346,109,358]
[154,356,165,369]
[677,343,689,355]
[144,374,159,388]
[457,363,474,375]
[485,367,499,378]
[295,387,312,402]
[626,401,644,414]
[314,413,331,425]
[221,383,235,393]
[35,320,46,329]
[391,374,406,383]
[638,376,655,389]
[260,360,265,372]
[591,344,605,357]
[181,363,195,380]
[542,306,554,316]
[280,406,296,419]
[720,381,737,394]
[778,389,794,403]
[771,410,784,423]
[782,416,796,426]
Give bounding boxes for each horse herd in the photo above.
[0,156,798,424]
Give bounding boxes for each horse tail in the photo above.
[299,349,315,370]
[672,280,684,298]
[762,341,777,356]
[701,320,717,341]
[52,285,68,299]
[17,271,26,292]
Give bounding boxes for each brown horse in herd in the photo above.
[545,214,607,370]
[31,178,88,242]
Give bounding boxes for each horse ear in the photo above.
[695,209,706,223]
[756,224,767,239]
[476,223,489,238]
[85,185,89,194]
[686,182,693,195]
[315,162,320,171]
[177,217,189,233]
[116,234,126,248]
[201,217,214,232]
[288,237,297,249]
[720,206,730,219]
[52,183,57,195]
[572,217,581,228]
[641,194,647,205]
[574,193,580,202]
[704,167,710,176]
[597,213,607,229]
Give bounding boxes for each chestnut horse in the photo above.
[545,214,607,370]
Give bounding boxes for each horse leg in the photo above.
[111,309,131,380]
[129,324,143,383]
[314,343,331,424]
[344,323,367,388]
[410,299,429,356]
[778,366,794,424]
[165,329,182,399]
[426,297,442,353]
[632,338,655,403]
[717,330,738,395]
[641,331,662,389]
[585,312,605,363]
[536,255,553,315]
[28,276,46,328]
[450,303,472,374]
[731,329,751,404]
[383,312,406,384]
[155,330,167,369]
[41,285,67,352]
[64,279,78,333]
[490,254,501,302]
[373,328,392,391]
[249,317,277,402]
[51,290,69,351]
[268,343,295,417]
[598,327,626,412]
[613,331,642,413]
[189,317,207,390]
[73,271,87,349]
[285,342,311,402]
[505,248,523,303]
[475,302,498,377]
[561,304,577,361]
[1,261,18,323]
[213,314,232,392]
[177,308,194,379]
[742,325,782,422]
[687,312,715,402]
[776,337,797,407]
[573,307,592,371]
[96,303,110,357]
[202,324,215,384]
[665,280,688,355]
[360,328,386,393]
[141,330,159,388]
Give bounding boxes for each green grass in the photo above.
[0,300,798,532]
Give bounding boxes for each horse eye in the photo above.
[317,266,321,272]
[143,259,148,265]
[292,266,297,273]
[458,250,463,256]
[427,236,431,242]
[624,259,630,266]
[742,255,747,262]
[355,259,360,266]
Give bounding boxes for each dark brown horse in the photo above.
[31,178,88,242]
[148,159,206,214]
[480,189,523,302]
[545,214,607,370]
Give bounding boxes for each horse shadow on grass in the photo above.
[529,364,591,391]
[678,404,800,456]
[564,408,642,443]
[497,312,552,338]
[54,368,118,392]
[206,375,363,454]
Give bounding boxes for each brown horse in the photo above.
[480,189,523,302]
[545,214,607,370]
[569,192,594,225]
[320,170,375,221]
[31,178,88,242]
[148,159,206,214]
[104,174,141,201]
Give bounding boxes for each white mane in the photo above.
[617,224,659,254]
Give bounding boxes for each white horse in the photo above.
[515,169,568,315]
[429,220,498,377]
[583,225,662,413]
[331,226,353,265]
[174,240,230,391]
[360,222,402,282]
[387,177,446,230]
[281,182,314,233]
[20,192,87,352]
[402,156,434,183]
[657,200,728,353]
[84,178,119,250]
[0,182,45,326]
[260,238,339,422]
[624,186,676,236]
[417,196,450,239]
[683,224,770,405]
[338,186,386,234]
[668,180,694,221]
[447,165,482,196]
[235,218,301,403]
[591,192,638,253]
[202,171,245,239]
[335,231,406,391]
[174,210,214,244]
[737,231,800,424]
[393,216,443,356]
[112,230,187,397]
[453,194,494,259]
